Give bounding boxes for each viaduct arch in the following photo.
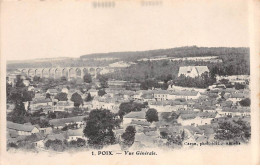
[17,67,104,81]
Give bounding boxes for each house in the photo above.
[177,112,216,126]
[49,115,88,129]
[46,89,59,97]
[178,66,209,78]
[168,90,201,100]
[23,80,30,87]
[218,107,250,117]
[7,121,40,136]
[91,97,119,113]
[149,101,188,112]
[123,110,147,126]
[141,93,154,102]
[133,91,143,100]
[88,89,99,97]
[216,75,250,83]
[125,82,141,91]
[153,90,170,101]
[53,100,74,112]
[28,86,35,91]
[227,93,247,104]
[45,133,68,141]
[24,133,46,148]
[39,127,53,135]
[168,84,206,93]
[30,98,53,111]
[67,129,86,141]
[107,80,128,90]
[61,87,69,94]
[130,120,151,127]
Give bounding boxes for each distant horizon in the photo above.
[6,45,250,62]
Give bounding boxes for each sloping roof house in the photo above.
[178,66,209,78]
[7,121,40,136]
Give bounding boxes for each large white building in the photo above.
[178,66,209,78]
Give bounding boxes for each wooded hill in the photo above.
[80,46,249,61]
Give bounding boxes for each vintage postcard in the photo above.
[0,0,259,165]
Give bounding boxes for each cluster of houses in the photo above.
[6,65,251,151]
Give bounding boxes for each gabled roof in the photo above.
[7,121,38,132]
[49,115,88,127]
[124,111,146,119]
[198,112,217,118]
[67,129,83,136]
[56,101,74,106]
[24,133,45,142]
[230,93,246,98]
[222,107,250,113]
[141,94,154,99]
[46,133,67,141]
[178,66,209,76]
[130,120,151,126]
[153,90,169,95]
[170,90,199,96]
[179,113,197,120]
[31,98,52,104]
[47,89,58,93]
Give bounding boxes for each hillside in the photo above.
[7,46,249,69]
[80,46,249,61]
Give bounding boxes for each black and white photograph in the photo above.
[1,0,259,165]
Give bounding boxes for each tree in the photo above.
[22,90,33,102]
[46,93,51,99]
[146,108,159,123]
[235,83,246,90]
[71,92,83,107]
[44,139,64,151]
[118,101,146,119]
[121,126,136,149]
[60,76,67,82]
[54,92,68,101]
[38,120,50,128]
[33,76,41,82]
[219,79,229,84]
[83,73,92,83]
[160,131,168,139]
[7,101,28,124]
[71,107,84,115]
[98,89,106,97]
[83,109,120,148]
[85,93,93,102]
[76,138,86,147]
[6,81,13,102]
[167,135,183,147]
[97,75,109,88]
[215,119,251,141]
[15,75,25,88]
[239,98,250,106]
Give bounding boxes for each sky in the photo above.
[1,0,250,61]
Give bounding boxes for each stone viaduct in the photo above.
[17,67,107,80]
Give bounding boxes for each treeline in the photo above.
[80,46,249,61]
[106,52,249,84]
[174,73,216,88]
[8,46,249,70]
